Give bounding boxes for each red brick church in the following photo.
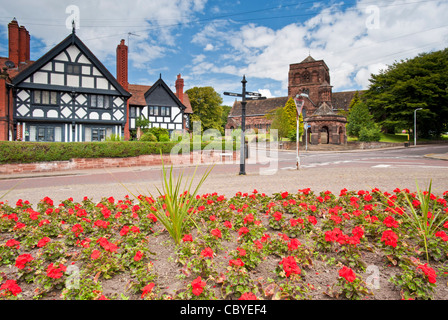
[226,55,362,145]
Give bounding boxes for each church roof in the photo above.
[228,96,289,117]
[300,55,316,63]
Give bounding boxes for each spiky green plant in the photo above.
[135,157,214,245]
[402,180,448,262]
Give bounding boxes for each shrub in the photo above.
[359,125,381,142]
[0,141,238,164]
[139,133,157,142]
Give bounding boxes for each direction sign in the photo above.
[223,92,243,97]
[246,96,267,101]
[246,91,262,97]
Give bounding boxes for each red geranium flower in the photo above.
[201,247,214,258]
[239,292,258,300]
[37,237,51,248]
[279,256,301,277]
[134,250,143,262]
[15,254,33,269]
[0,279,22,296]
[224,221,232,229]
[182,234,193,242]
[141,283,155,299]
[435,231,448,242]
[91,249,101,260]
[5,239,20,249]
[381,229,398,248]
[191,276,206,296]
[238,227,249,236]
[383,216,399,228]
[229,258,245,267]
[211,228,222,239]
[46,263,66,279]
[273,211,282,221]
[339,266,356,283]
[307,215,317,225]
[417,263,437,284]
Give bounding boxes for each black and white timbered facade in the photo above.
[128,78,187,133]
[11,31,130,142]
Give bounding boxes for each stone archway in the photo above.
[320,126,329,144]
[304,102,347,145]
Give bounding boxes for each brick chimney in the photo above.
[116,39,128,90]
[116,39,130,140]
[8,18,19,66]
[8,18,30,67]
[175,74,184,103]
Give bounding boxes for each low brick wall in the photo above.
[0,151,239,175]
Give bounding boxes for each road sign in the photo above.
[246,91,262,97]
[246,96,267,101]
[223,92,243,97]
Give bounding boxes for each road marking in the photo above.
[372,164,391,168]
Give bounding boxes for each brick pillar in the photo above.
[0,76,8,141]
[116,39,130,140]
[8,19,20,67]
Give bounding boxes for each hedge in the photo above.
[0,140,239,164]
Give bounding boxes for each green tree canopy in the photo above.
[185,86,224,134]
[266,97,303,141]
[364,48,448,138]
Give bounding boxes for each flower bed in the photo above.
[1,187,448,300]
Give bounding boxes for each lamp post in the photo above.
[293,95,304,170]
[414,108,422,146]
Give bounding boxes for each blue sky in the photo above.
[1,0,447,106]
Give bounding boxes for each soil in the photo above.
[2,198,448,302]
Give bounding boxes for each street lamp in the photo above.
[414,108,422,146]
[293,95,304,170]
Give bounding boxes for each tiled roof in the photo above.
[128,83,193,113]
[228,96,289,117]
[180,92,193,114]
[128,84,151,106]
[331,90,365,111]
[0,57,35,79]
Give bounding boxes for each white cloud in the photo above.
[204,43,214,51]
[190,0,448,93]
[258,89,273,98]
[0,0,207,68]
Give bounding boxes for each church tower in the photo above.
[288,55,332,118]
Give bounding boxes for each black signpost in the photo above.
[224,75,266,175]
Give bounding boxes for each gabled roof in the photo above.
[11,31,130,97]
[144,77,186,111]
[128,84,151,106]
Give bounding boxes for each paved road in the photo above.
[0,144,447,206]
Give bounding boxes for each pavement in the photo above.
[0,144,447,206]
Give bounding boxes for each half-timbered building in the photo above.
[0,18,192,142]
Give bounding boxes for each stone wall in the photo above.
[0,151,239,175]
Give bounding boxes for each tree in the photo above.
[346,100,380,141]
[364,48,448,138]
[283,97,304,141]
[266,98,304,141]
[185,87,224,134]
[265,107,289,140]
[347,100,370,137]
[339,91,360,118]
[220,105,232,131]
